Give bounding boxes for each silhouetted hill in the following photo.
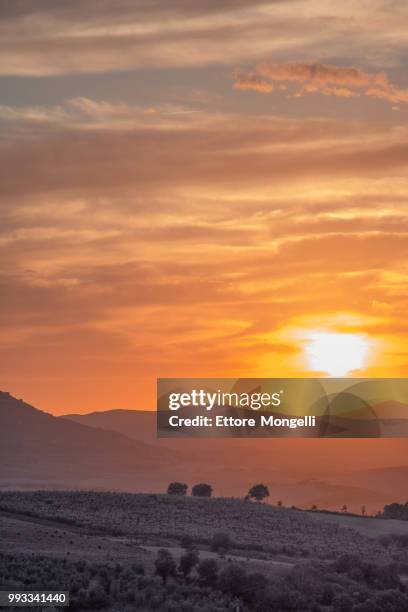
[0,391,181,490]
[3,392,408,511]
[333,466,408,496]
[62,408,408,512]
[64,409,156,442]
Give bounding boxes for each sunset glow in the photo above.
[305,332,369,377]
[0,1,407,413]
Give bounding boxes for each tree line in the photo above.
[167,482,270,501]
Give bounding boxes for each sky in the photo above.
[1,0,408,414]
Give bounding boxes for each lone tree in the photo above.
[248,484,269,502]
[197,559,219,587]
[167,482,188,496]
[218,564,247,598]
[192,483,213,497]
[154,549,176,584]
[179,548,199,578]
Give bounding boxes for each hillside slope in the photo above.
[0,391,180,490]
[63,408,408,512]
[0,490,393,562]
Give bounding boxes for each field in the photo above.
[1,491,408,611]
[0,490,394,561]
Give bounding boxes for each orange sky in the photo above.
[0,1,408,414]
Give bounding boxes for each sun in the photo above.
[305,331,369,376]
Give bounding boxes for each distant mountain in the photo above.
[332,466,408,497]
[62,408,408,512]
[0,391,182,491]
[64,409,157,442]
[3,392,408,512]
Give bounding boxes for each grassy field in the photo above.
[1,491,408,611]
[0,490,398,562]
[305,509,408,538]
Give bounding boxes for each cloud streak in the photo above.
[1,100,408,409]
[1,0,407,76]
[234,60,408,105]
[1,1,408,410]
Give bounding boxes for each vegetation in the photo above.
[192,483,213,497]
[1,492,408,610]
[382,502,408,521]
[167,482,188,496]
[155,548,177,583]
[197,559,219,588]
[0,552,236,611]
[247,483,269,502]
[2,549,407,612]
[179,548,199,577]
[0,490,392,562]
[210,532,232,555]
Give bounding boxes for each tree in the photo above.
[248,484,269,502]
[179,548,199,578]
[192,483,213,497]
[341,504,348,513]
[244,572,267,601]
[218,564,247,598]
[167,482,188,496]
[311,504,317,511]
[361,505,366,516]
[197,559,219,587]
[154,549,176,584]
[210,532,232,555]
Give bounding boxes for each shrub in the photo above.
[154,549,176,584]
[192,483,213,497]
[167,482,188,496]
[179,549,199,577]
[382,502,408,520]
[197,559,219,587]
[210,532,232,554]
[248,484,269,502]
[218,564,247,598]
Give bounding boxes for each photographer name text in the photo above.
[167,415,316,429]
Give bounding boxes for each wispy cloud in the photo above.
[1,100,408,409]
[2,1,408,410]
[1,0,407,76]
[234,60,408,105]
[0,98,199,131]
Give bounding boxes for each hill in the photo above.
[3,391,408,512]
[0,391,181,491]
[64,408,157,442]
[2,491,408,612]
[62,408,408,513]
[0,490,393,562]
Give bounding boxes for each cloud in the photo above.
[1,98,408,408]
[0,98,198,132]
[233,60,408,105]
[257,60,380,87]
[233,72,274,93]
[1,0,407,77]
[0,0,312,76]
